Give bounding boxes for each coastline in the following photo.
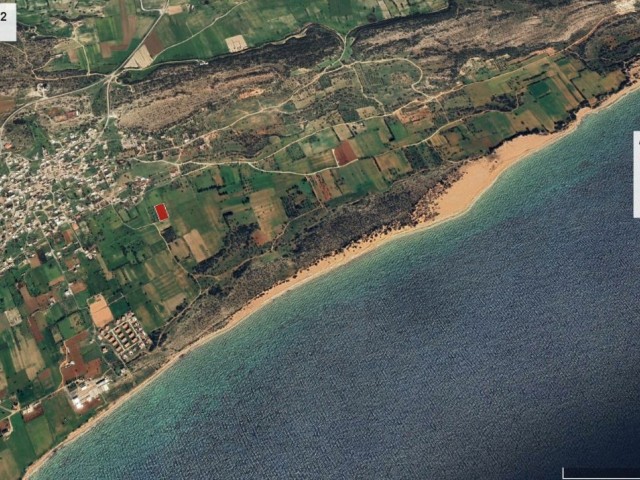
[24,74,640,479]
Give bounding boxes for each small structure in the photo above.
[225,34,248,53]
[3,308,22,327]
[22,402,44,423]
[67,377,110,411]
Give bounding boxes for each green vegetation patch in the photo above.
[156,0,445,63]
[6,415,36,470]
[25,415,54,457]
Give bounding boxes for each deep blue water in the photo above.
[35,91,640,479]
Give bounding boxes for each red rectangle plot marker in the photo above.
[154,203,169,221]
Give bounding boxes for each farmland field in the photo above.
[153,0,447,62]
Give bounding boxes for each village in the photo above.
[0,105,155,276]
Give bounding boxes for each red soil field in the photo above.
[70,281,88,294]
[22,404,44,423]
[334,140,358,166]
[154,203,169,221]
[86,359,102,379]
[252,230,270,246]
[19,285,54,315]
[309,175,333,202]
[28,317,45,343]
[100,0,137,58]
[38,368,53,386]
[0,96,15,114]
[144,31,164,57]
[61,332,90,382]
[62,229,74,244]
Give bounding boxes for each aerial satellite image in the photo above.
[0,0,639,478]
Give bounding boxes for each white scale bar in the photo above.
[563,467,640,480]
[635,131,640,218]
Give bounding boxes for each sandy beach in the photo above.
[24,74,640,479]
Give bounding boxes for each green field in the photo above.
[155,0,447,62]
[17,0,446,73]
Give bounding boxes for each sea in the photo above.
[34,90,640,479]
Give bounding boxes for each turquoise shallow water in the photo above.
[35,90,640,479]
